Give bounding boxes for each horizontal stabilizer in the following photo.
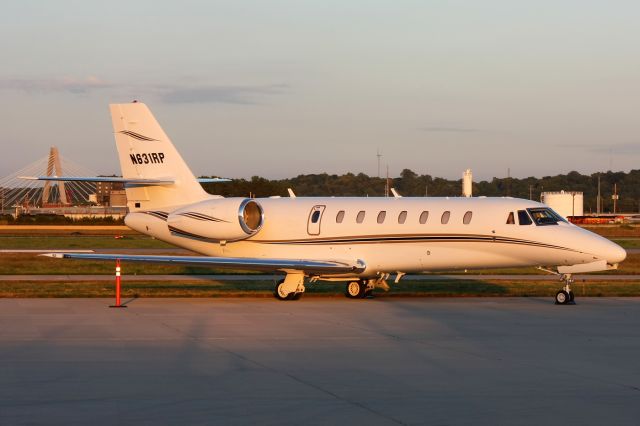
[20,176,175,185]
[41,253,366,275]
[196,178,231,183]
[20,176,230,185]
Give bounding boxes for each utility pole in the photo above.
[506,168,511,197]
[376,148,382,178]
[385,165,390,197]
[612,183,619,214]
[529,184,533,200]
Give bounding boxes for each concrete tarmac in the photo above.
[1,298,639,425]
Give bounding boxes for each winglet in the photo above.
[287,188,296,198]
[390,188,402,198]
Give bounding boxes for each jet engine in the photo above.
[167,198,263,242]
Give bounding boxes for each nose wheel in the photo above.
[555,274,576,305]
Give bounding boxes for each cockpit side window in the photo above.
[506,212,515,224]
[527,208,565,226]
[518,210,532,225]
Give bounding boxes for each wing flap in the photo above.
[41,253,366,274]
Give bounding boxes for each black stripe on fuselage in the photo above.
[160,225,577,254]
[251,234,576,252]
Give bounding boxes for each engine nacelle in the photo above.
[167,198,263,241]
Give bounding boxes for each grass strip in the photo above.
[1,278,639,298]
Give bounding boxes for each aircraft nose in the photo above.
[605,241,627,264]
[592,237,627,264]
[575,227,627,265]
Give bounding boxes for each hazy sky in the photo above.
[1,1,639,180]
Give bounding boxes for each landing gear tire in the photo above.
[555,290,570,305]
[555,273,576,305]
[345,281,366,299]
[275,280,294,301]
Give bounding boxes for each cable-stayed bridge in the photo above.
[0,147,125,218]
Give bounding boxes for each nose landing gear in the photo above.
[555,274,575,305]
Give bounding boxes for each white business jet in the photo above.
[25,102,626,304]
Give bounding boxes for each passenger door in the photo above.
[307,205,326,235]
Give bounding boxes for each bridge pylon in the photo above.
[41,146,69,205]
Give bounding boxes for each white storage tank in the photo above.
[540,191,583,218]
[462,169,472,197]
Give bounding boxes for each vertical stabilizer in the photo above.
[110,102,208,210]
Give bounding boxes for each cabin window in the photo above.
[506,212,515,224]
[377,211,386,224]
[311,210,321,223]
[463,211,472,224]
[356,210,366,223]
[441,211,450,224]
[336,210,345,223]
[518,210,532,225]
[398,211,407,224]
[419,211,429,224]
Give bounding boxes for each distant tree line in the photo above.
[201,169,640,214]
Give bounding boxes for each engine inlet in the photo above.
[239,199,263,234]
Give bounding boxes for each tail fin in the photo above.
[110,102,209,210]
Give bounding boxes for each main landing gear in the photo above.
[345,275,391,299]
[555,273,575,305]
[272,274,392,301]
[345,280,374,299]
[274,274,305,301]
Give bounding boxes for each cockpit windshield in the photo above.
[527,208,566,226]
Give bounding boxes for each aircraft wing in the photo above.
[19,176,230,185]
[41,253,366,275]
